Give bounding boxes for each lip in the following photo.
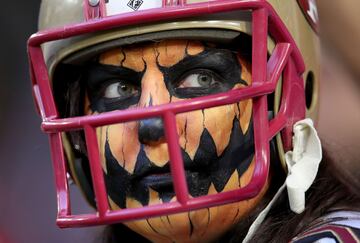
[140,173,173,188]
[130,149,210,194]
[137,169,200,192]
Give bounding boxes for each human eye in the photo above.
[162,48,249,99]
[85,64,143,113]
[88,79,140,113]
[178,70,220,89]
[103,80,139,99]
[171,69,228,99]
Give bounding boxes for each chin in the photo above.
[121,170,269,243]
[104,159,269,242]
[124,207,230,243]
[123,194,266,243]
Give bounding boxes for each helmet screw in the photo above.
[88,0,100,7]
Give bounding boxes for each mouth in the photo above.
[131,145,208,191]
[140,173,173,189]
[135,165,203,193]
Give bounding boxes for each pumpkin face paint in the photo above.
[84,40,268,243]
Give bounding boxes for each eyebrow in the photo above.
[85,63,145,90]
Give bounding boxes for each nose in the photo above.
[138,118,165,145]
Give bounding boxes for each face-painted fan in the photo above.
[28,0,319,242]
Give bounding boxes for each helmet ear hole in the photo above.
[62,131,97,208]
[72,155,96,208]
[305,71,315,110]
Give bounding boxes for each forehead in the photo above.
[98,40,206,71]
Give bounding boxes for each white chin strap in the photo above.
[243,118,322,242]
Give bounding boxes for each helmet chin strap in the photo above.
[243,118,322,242]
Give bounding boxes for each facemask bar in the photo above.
[28,0,305,227]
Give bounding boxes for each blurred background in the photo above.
[0,1,103,243]
[0,0,359,242]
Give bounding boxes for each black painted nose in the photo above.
[138,118,165,144]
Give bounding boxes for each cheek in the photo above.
[99,121,140,174]
[203,105,236,156]
[202,159,266,239]
[177,103,246,158]
[176,97,240,159]
[237,98,253,134]
[177,109,205,160]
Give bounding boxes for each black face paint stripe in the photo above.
[146,219,160,234]
[232,208,240,223]
[206,208,211,229]
[184,119,188,151]
[201,109,205,127]
[120,49,126,66]
[146,219,174,241]
[166,216,172,227]
[159,216,168,231]
[104,139,132,209]
[199,208,211,237]
[188,212,194,237]
[141,56,147,73]
[199,209,211,237]
[154,45,161,65]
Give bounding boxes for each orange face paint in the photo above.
[84,40,268,243]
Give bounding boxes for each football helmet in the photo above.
[28,0,320,234]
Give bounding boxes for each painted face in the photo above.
[84,40,268,243]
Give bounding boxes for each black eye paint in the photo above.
[84,63,145,112]
[84,46,246,112]
[158,47,248,99]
